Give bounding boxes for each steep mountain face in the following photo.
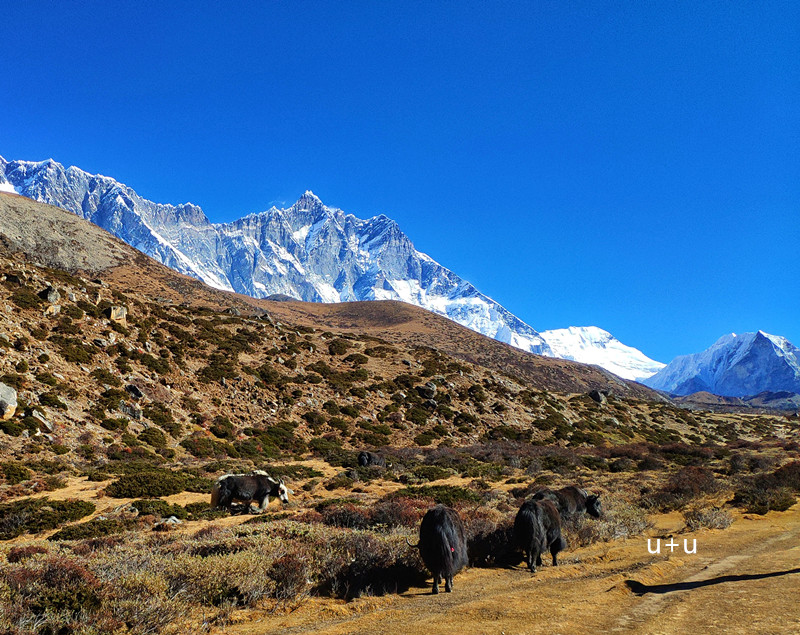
[644,331,800,397]
[1,155,663,379]
[538,326,665,382]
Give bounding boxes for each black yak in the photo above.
[210,470,292,513]
[514,498,566,573]
[407,505,468,594]
[357,450,386,468]
[533,485,602,519]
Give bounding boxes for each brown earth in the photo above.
[210,504,800,635]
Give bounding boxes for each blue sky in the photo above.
[2,2,798,363]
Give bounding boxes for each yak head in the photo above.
[586,494,603,518]
[277,478,293,504]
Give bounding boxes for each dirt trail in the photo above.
[220,504,800,635]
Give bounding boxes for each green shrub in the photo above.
[210,415,235,439]
[11,287,43,309]
[391,485,481,507]
[90,368,121,387]
[328,338,352,355]
[49,517,138,541]
[0,498,95,539]
[181,435,237,459]
[39,391,68,410]
[131,498,188,519]
[105,470,196,498]
[414,432,436,446]
[412,465,454,482]
[143,403,181,437]
[1,461,32,484]
[139,427,168,448]
[99,417,128,431]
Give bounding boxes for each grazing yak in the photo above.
[532,485,602,519]
[514,498,566,573]
[407,505,468,594]
[210,470,292,514]
[357,450,386,468]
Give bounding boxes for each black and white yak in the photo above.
[532,485,602,519]
[210,470,292,514]
[407,505,468,594]
[513,498,566,573]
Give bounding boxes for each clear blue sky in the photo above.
[2,2,798,363]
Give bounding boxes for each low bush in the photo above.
[682,506,734,530]
[0,498,96,539]
[6,544,49,563]
[646,466,721,511]
[105,470,210,498]
[389,485,481,507]
[49,517,139,541]
[1,461,32,485]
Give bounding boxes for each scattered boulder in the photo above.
[44,304,61,317]
[119,403,142,420]
[416,382,438,400]
[38,286,61,304]
[32,410,53,432]
[588,389,608,405]
[125,384,144,400]
[105,305,128,322]
[0,382,17,420]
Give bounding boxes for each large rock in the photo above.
[0,382,18,420]
[106,305,128,322]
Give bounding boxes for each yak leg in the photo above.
[254,495,269,513]
[432,574,441,594]
[445,576,453,593]
[528,547,540,573]
[551,541,560,566]
[536,554,543,566]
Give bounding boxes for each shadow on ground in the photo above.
[625,568,800,595]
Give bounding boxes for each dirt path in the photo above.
[220,504,800,635]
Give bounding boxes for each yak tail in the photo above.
[210,482,221,509]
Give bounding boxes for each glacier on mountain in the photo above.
[643,331,800,397]
[0,155,665,380]
[539,326,665,382]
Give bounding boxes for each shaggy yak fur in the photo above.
[210,470,292,513]
[409,505,469,594]
[514,499,566,573]
[532,485,602,519]
[357,450,386,467]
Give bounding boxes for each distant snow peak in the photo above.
[644,331,800,397]
[2,154,665,381]
[540,326,665,382]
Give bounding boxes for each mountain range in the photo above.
[0,155,664,381]
[644,331,800,398]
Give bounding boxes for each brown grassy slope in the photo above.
[0,192,657,398]
[261,299,659,398]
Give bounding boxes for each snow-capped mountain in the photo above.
[643,331,800,397]
[0,155,663,380]
[539,327,665,382]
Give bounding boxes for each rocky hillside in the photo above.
[0,191,795,486]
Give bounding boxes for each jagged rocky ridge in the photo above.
[644,331,800,398]
[0,155,663,380]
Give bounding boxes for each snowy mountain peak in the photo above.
[2,155,667,381]
[539,326,665,382]
[644,331,800,397]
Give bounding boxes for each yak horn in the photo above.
[405,538,420,548]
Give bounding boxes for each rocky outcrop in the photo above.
[0,382,17,420]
